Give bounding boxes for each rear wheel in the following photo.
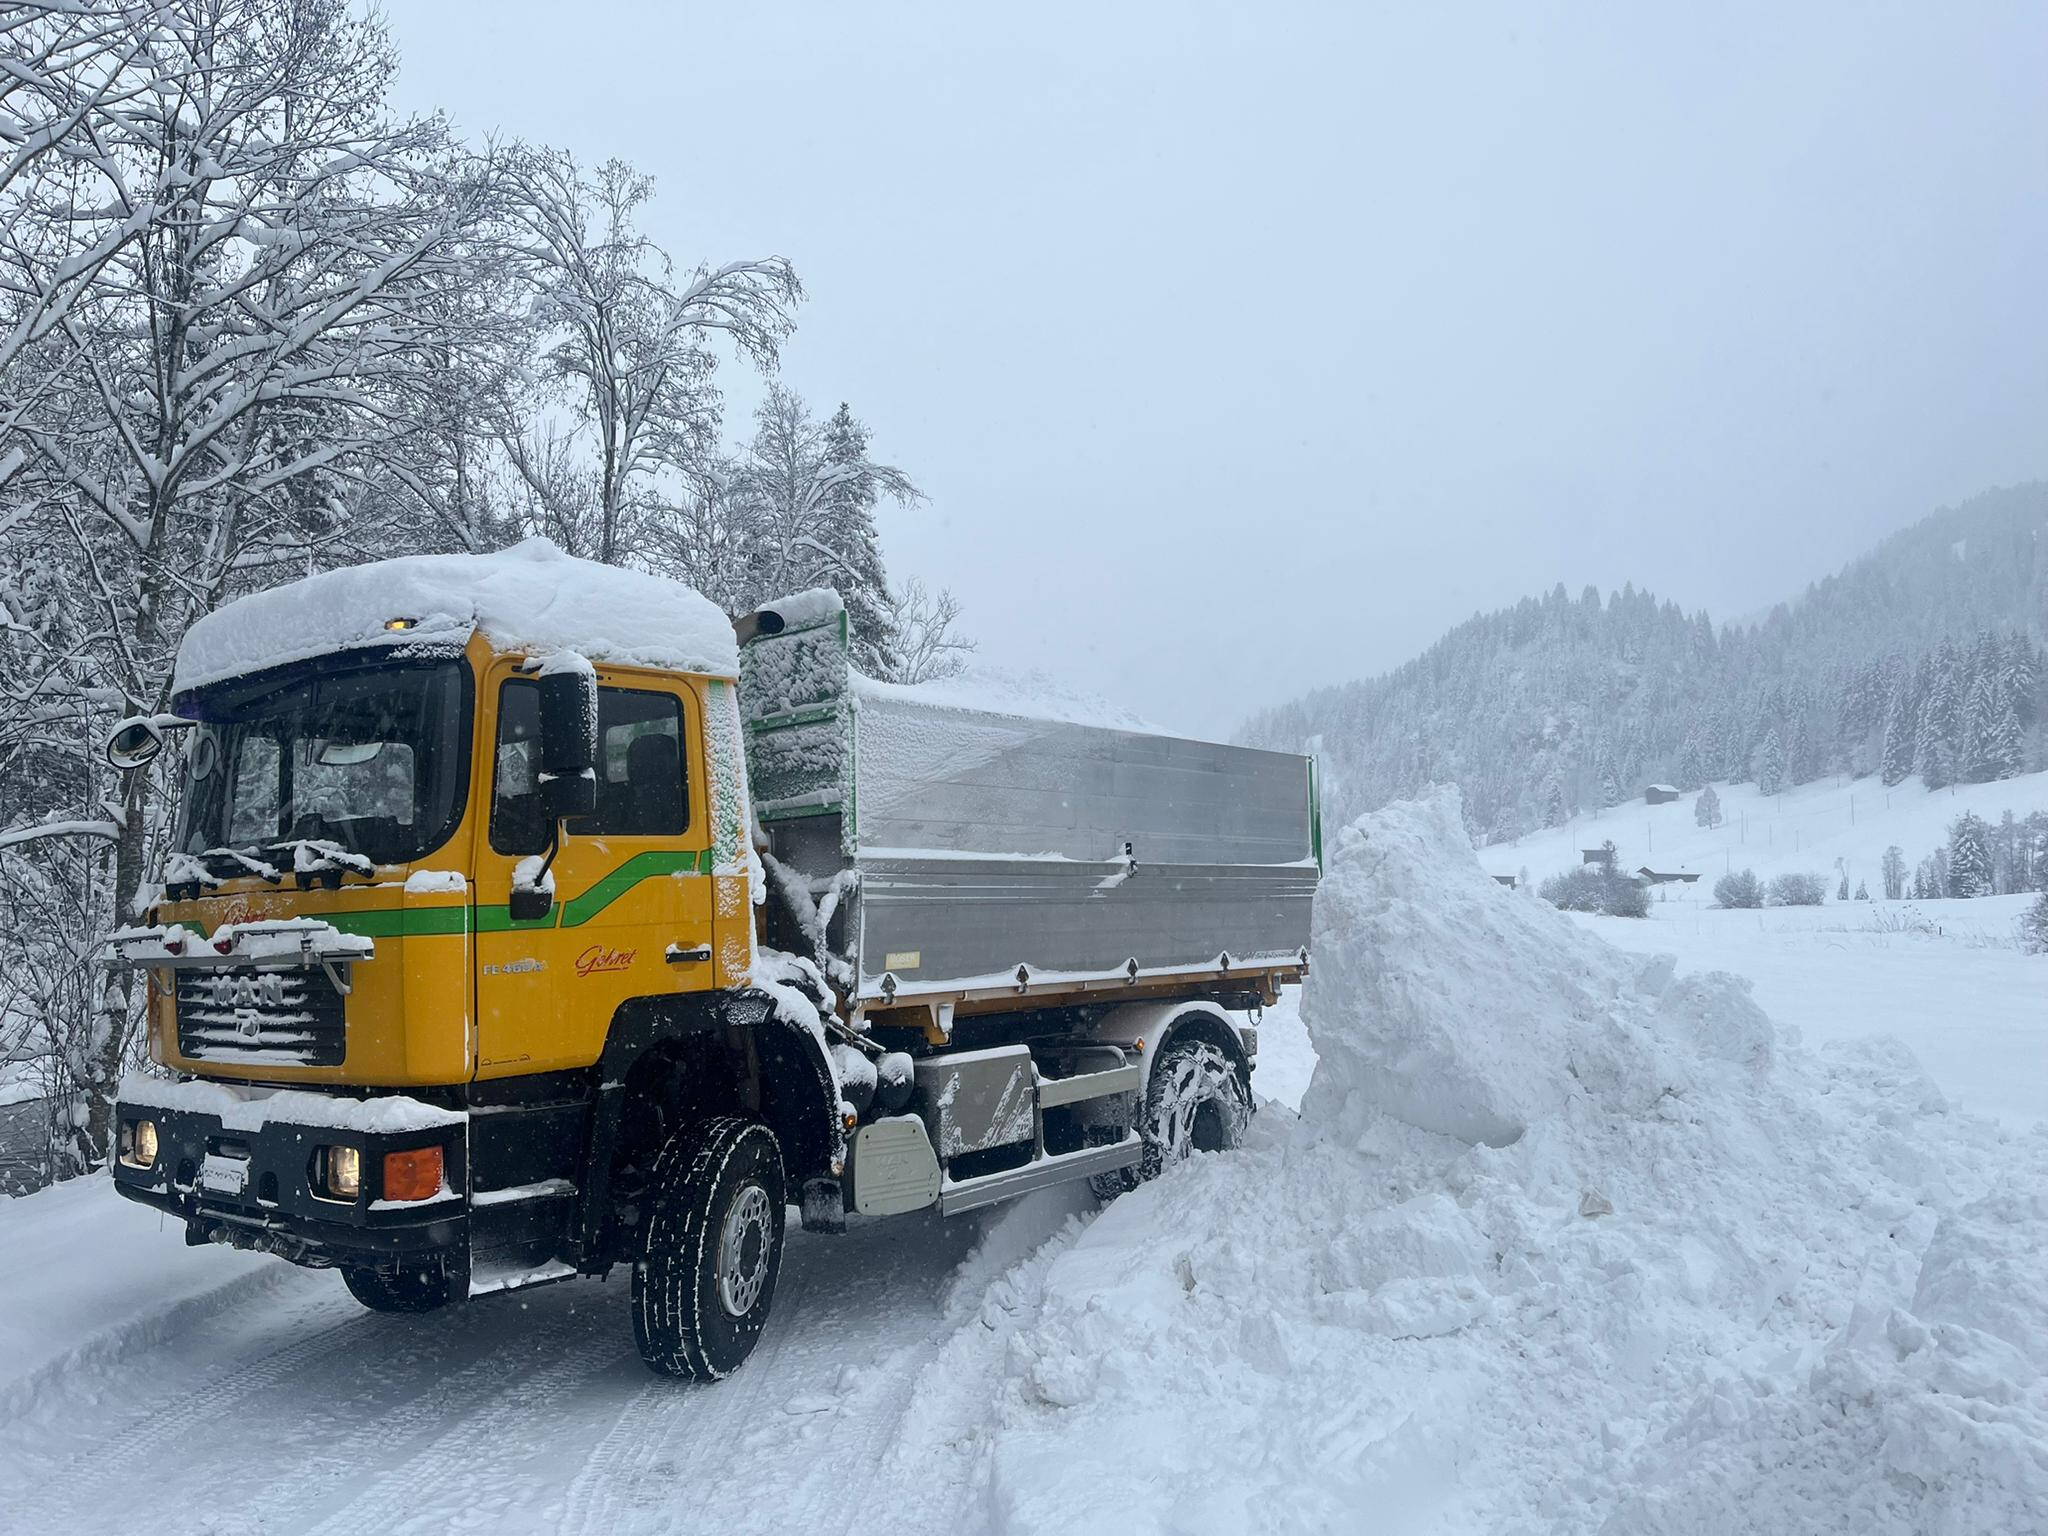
[1095,1032,1251,1198]
[341,1257,462,1314]
[632,1115,787,1381]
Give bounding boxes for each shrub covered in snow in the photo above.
[1713,867,1763,908]
[1766,870,1827,906]
[1537,863,1648,918]
[2020,891,2048,956]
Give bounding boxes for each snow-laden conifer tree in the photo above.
[1947,812,1993,899]
[723,386,924,673]
[1752,729,1785,797]
[1965,669,2022,782]
[817,403,906,676]
[1880,665,1919,786]
[1917,644,1960,789]
[1544,770,1572,828]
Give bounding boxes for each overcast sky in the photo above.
[388,2,2048,736]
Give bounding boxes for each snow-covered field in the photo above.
[1574,896,2047,1129]
[1488,767,2048,900]
[3,787,2044,1534]
[1486,766,2048,1129]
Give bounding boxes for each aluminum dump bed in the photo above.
[741,593,1319,1007]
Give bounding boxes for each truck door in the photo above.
[474,668,716,1079]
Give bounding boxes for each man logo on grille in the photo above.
[223,973,286,1010]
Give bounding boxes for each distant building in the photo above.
[1492,873,1518,888]
[1583,847,1616,868]
[1644,784,1680,805]
[1635,866,1701,885]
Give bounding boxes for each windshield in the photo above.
[177,658,472,873]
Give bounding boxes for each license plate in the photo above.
[198,1152,250,1195]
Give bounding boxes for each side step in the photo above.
[1035,1061,1140,1108]
[467,1179,578,1296]
[468,1258,577,1298]
[937,1134,1141,1217]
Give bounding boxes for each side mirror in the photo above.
[508,884,553,923]
[106,717,165,771]
[537,667,598,820]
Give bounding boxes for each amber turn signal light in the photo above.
[382,1146,444,1202]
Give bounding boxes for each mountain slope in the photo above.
[1242,483,2048,841]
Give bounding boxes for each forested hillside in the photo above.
[1241,484,2048,842]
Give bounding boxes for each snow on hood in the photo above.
[914,785,2048,1534]
[173,537,739,697]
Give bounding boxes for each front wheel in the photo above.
[632,1115,787,1381]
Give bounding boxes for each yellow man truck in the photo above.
[104,539,1318,1379]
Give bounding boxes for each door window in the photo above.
[491,681,689,854]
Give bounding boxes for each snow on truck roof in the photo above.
[173,538,741,696]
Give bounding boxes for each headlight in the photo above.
[121,1118,159,1167]
[323,1145,362,1200]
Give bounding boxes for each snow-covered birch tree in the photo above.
[0,0,508,1166]
[502,151,800,564]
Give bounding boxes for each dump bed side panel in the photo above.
[859,853,1317,1000]
[739,596,1317,1005]
[852,689,1315,1000]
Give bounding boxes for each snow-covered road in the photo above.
[0,1173,1098,1536]
[5,867,2043,1535]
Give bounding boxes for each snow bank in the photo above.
[174,537,739,696]
[933,785,2048,1534]
[0,1177,275,1422]
[1302,786,1771,1148]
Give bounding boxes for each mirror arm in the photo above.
[531,818,563,889]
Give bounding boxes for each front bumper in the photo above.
[110,1091,468,1266]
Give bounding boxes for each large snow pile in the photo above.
[927,786,2048,1534]
[174,536,739,695]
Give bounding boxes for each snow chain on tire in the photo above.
[1092,1032,1251,1199]
[632,1115,787,1381]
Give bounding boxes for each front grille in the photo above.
[177,967,346,1066]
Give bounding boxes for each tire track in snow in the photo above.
[289,1293,638,1536]
[0,1259,305,1440]
[555,1200,1075,1536]
[0,1282,371,1508]
[8,1278,604,1536]
[168,1288,619,1536]
[553,1241,824,1536]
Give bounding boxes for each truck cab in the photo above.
[107,539,1314,1378]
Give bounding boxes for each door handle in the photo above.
[666,943,713,965]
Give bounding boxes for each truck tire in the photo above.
[1094,1033,1251,1198]
[632,1115,786,1381]
[341,1258,462,1314]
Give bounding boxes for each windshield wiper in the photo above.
[161,851,225,890]
[276,838,377,881]
[201,845,283,884]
